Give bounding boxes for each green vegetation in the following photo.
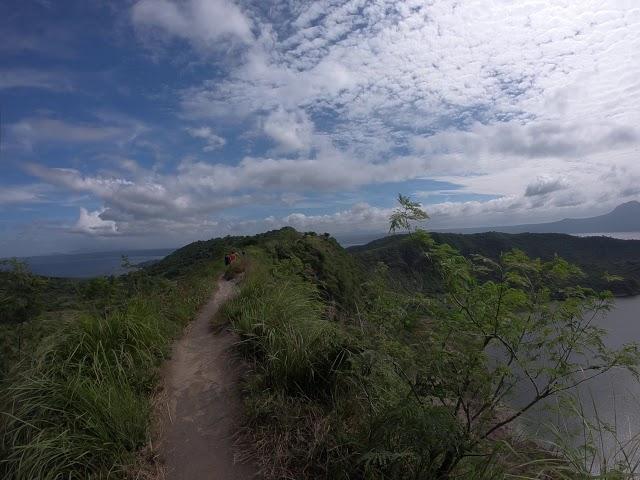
[1,260,46,377]
[351,231,640,296]
[388,193,429,234]
[0,252,223,479]
[3,197,640,479]
[218,198,640,479]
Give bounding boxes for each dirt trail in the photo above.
[154,277,256,480]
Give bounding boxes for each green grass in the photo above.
[221,267,352,478]
[220,254,436,479]
[223,269,349,393]
[220,229,640,480]
[0,264,221,479]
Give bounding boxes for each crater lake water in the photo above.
[574,232,640,240]
[514,295,640,468]
[12,249,175,278]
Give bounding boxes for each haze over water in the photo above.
[575,232,640,241]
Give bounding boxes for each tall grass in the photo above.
[222,269,358,478]
[223,270,349,393]
[0,266,219,479]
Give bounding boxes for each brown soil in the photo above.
[150,277,256,480]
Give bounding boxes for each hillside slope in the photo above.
[149,227,366,306]
[215,227,640,479]
[4,227,640,479]
[350,231,640,296]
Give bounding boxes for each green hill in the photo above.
[148,227,366,308]
[350,231,640,296]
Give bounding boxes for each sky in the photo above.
[1,0,639,256]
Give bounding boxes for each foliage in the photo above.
[2,222,640,479]
[0,259,46,326]
[221,221,640,478]
[0,261,51,378]
[413,244,640,476]
[388,194,429,234]
[223,268,349,394]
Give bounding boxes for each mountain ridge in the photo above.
[441,200,640,234]
[349,230,640,296]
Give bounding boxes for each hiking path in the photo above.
[151,277,256,480]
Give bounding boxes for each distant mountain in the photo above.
[445,201,640,234]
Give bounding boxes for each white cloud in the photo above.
[525,175,570,197]
[248,191,625,235]
[237,202,393,235]
[0,185,45,205]
[12,0,640,245]
[72,208,119,236]
[185,126,226,151]
[10,118,124,145]
[131,0,253,49]
[262,108,314,153]
[8,116,149,150]
[177,0,640,180]
[411,121,639,162]
[0,69,73,91]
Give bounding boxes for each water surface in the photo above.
[17,249,174,278]
[517,296,640,467]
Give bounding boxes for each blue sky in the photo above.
[1,0,639,255]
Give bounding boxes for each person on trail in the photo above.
[224,254,230,266]
[229,252,237,263]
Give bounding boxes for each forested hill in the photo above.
[349,231,640,296]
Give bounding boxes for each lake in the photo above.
[516,296,640,469]
[574,232,640,240]
[16,249,175,278]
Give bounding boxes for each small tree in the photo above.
[386,195,640,478]
[0,259,45,355]
[388,194,429,234]
[423,247,640,476]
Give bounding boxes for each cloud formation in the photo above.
[262,108,314,153]
[3,0,640,252]
[0,69,73,91]
[72,208,119,236]
[131,0,253,49]
[525,176,570,197]
[185,126,226,151]
[0,185,45,205]
[8,115,148,151]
